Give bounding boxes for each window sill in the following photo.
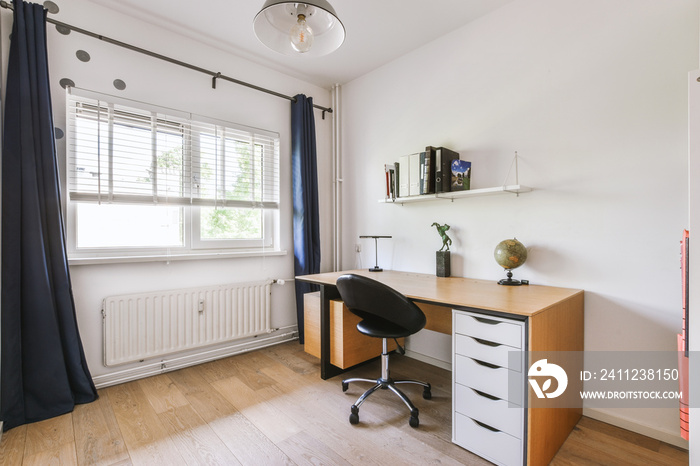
[68,249,288,266]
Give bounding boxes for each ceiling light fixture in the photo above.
[253,1,345,57]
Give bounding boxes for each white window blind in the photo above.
[66,88,280,209]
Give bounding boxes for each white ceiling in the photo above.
[89,0,515,89]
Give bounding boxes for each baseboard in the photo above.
[404,349,451,371]
[584,407,689,450]
[92,328,298,389]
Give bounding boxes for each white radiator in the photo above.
[102,280,272,366]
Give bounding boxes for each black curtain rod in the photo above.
[0,0,333,118]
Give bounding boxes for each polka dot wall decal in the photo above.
[76,50,90,62]
[43,1,59,14]
[54,128,64,140]
[56,24,70,35]
[59,78,75,89]
[113,79,126,91]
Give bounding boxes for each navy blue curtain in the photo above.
[1,0,97,431]
[291,94,320,344]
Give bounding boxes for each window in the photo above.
[65,88,280,259]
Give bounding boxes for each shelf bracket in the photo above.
[502,151,521,196]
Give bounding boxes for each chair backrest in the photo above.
[336,274,426,335]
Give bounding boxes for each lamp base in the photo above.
[498,270,522,286]
[369,266,383,272]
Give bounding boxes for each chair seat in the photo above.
[357,318,412,339]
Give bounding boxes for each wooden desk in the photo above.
[296,269,584,466]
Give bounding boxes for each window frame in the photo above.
[64,87,280,261]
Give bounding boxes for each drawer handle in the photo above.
[472,388,500,401]
[472,358,500,369]
[472,337,501,347]
[472,418,501,433]
[472,316,501,325]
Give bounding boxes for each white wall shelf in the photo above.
[379,184,532,205]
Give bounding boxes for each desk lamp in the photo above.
[360,235,391,272]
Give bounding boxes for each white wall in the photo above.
[340,0,698,445]
[0,0,333,381]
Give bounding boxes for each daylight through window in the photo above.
[65,88,280,258]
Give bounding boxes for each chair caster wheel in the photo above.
[409,408,419,427]
[423,385,432,400]
[349,405,359,425]
[342,382,349,392]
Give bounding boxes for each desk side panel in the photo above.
[304,292,321,358]
[527,291,584,466]
[416,302,452,335]
[331,300,399,368]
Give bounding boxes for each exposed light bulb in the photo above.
[290,14,314,53]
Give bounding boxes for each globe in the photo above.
[494,238,527,285]
[494,238,527,269]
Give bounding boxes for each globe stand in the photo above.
[498,270,522,286]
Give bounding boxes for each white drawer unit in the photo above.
[454,333,523,372]
[452,309,526,466]
[454,354,522,405]
[454,312,522,348]
[454,412,522,466]
[454,383,524,438]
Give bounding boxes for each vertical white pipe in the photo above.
[0,5,4,439]
[332,84,342,271]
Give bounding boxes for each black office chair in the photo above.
[336,273,432,427]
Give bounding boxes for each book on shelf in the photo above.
[398,155,409,197]
[397,153,422,197]
[385,165,391,198]
[435,147,460,193]
[451,159,471,191]
[408,153,420,196]
[393,162,400,199]
[384,164,396,199]
[420,146,436,194]
[419,152,426,194]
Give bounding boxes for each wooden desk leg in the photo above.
[320,284,343,380]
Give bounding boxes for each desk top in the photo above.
[296,269,583,318]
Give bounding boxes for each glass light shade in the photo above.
[253,0,345,57]
[290,15,314,53]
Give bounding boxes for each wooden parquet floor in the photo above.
[0,341,688,465]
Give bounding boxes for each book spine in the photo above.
[435,148,443,193]
[409,153,421,196]
[394,162,400,199]
[385,169,390,198]
[435,147,459,193]
[425,146,435,194]
[398,155,409,197]
[419,153,425,194]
